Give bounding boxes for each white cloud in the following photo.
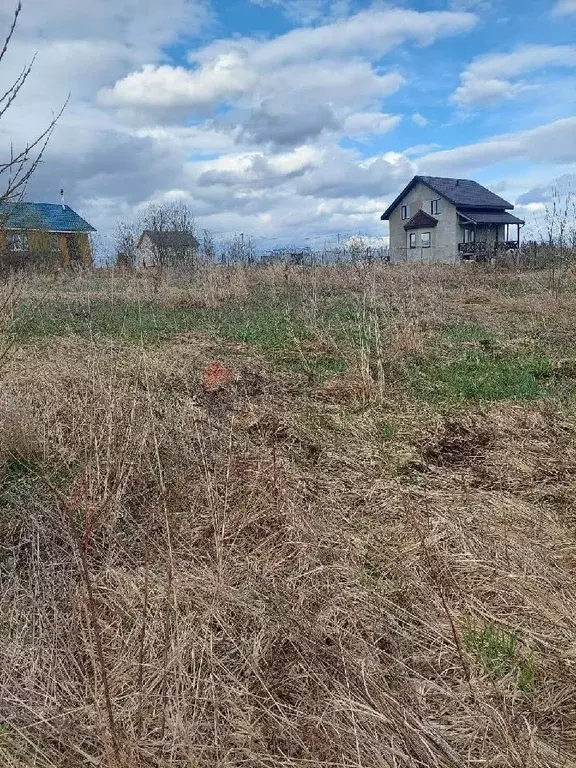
[419,117,576,176]
[249,0,350,24]
[99,58,254,112]
[411,112,429,127]
[100,7,476,120]
[404,143,442,157]
[452,44,576,106]
[98,7,473,149]
[0,0,210,58]
[296,149,414,200]
[517,174,576,204]
[552,0,576,15]
[343,112,402,138]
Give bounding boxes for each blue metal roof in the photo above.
[0,202,96,232]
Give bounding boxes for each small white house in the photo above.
[381,176,525,264]
[135,230,199,268]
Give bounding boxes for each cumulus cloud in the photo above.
[296,150,414,199]
[419,117,576,176]
[342,112,402,138]
[196,146,319,188]
[452,44,576,106]
[100,7,476,123]
[516,174,576,204]
[411,113,429,127]
[238,101,339,147]
[552,0,576,15]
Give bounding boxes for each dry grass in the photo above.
[1,263,576,767]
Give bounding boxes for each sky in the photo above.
[0,0,575,254]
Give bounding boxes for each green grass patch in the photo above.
[379,420,397,440]
[442,322,493,343]
[464,622,536,692]
[8,297,349,376]
[409,350,554,402]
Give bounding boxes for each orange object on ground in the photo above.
[201,362,235,391]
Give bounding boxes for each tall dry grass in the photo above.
[1,264,576,767]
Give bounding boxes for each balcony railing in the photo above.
[459,240,520,255]
[494,241,520,251]
[458,241,488,255]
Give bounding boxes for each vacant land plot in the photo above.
[1,263,576,767]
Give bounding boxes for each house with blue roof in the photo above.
[382,176,525,264]
[0,201,96,267]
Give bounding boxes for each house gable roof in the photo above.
[0,202,96,232]
[403,209,438,230]
[381,175,514,220]
[137,230,200,250]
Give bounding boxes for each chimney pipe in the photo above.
[60,189,65,210]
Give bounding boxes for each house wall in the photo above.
[388,181,460,264]
[135,235,156,268]
[0,229,92,268]
[76,233,93,266]
[135,234,198,267]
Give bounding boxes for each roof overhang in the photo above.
[403,209,439,230]
[1,226,95,233]
[457,209,525,226]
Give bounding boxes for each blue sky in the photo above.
[0,0,575,252]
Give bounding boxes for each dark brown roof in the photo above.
[138,230,199,250]
[457,209,525,225]
[381,175,514,220]
[403,209,439,230]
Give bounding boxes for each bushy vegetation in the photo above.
[1,263,576,767]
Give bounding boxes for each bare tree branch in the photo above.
[0,0,21,65]
[0,2,66,207]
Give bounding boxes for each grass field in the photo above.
[1,263,576,767]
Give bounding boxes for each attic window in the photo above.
[401,205,408,220]
[430,199,441,215]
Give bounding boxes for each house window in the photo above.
[50,233,59,251]
[409,233,417,249]
[401,205,408,220]
[430,199,441,215]
[7,233,28,251]
[421,232,431,248]
[463,228,475,243]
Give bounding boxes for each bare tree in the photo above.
[201,229,215,263]
[223,233,256,264]
[114,220,137,268]
[0,2,67,206]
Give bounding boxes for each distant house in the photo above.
[135,230,199,268]
[381,176,525,264]
[0,201,96,268]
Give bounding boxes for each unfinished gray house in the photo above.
[381,176,525,264]
[135,230,199,268]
